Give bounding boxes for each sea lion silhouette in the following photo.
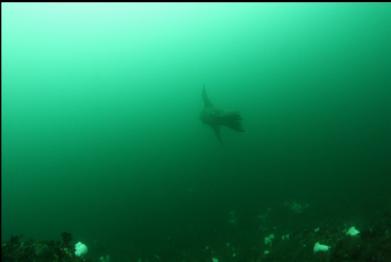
[200,85,244,143]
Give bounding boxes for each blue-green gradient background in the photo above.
[2,3,391,260]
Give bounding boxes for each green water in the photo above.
[2,3,391,261]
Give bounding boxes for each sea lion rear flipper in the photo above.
[221,112,244,132]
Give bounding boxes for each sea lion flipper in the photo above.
[202,85,213,107]
[212,125,223,144]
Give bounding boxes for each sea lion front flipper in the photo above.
[212,125,223,144]
[202,85,213,107]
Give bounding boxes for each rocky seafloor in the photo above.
[2,210,391,262]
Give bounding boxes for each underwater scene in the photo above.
[2,3,391,262]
